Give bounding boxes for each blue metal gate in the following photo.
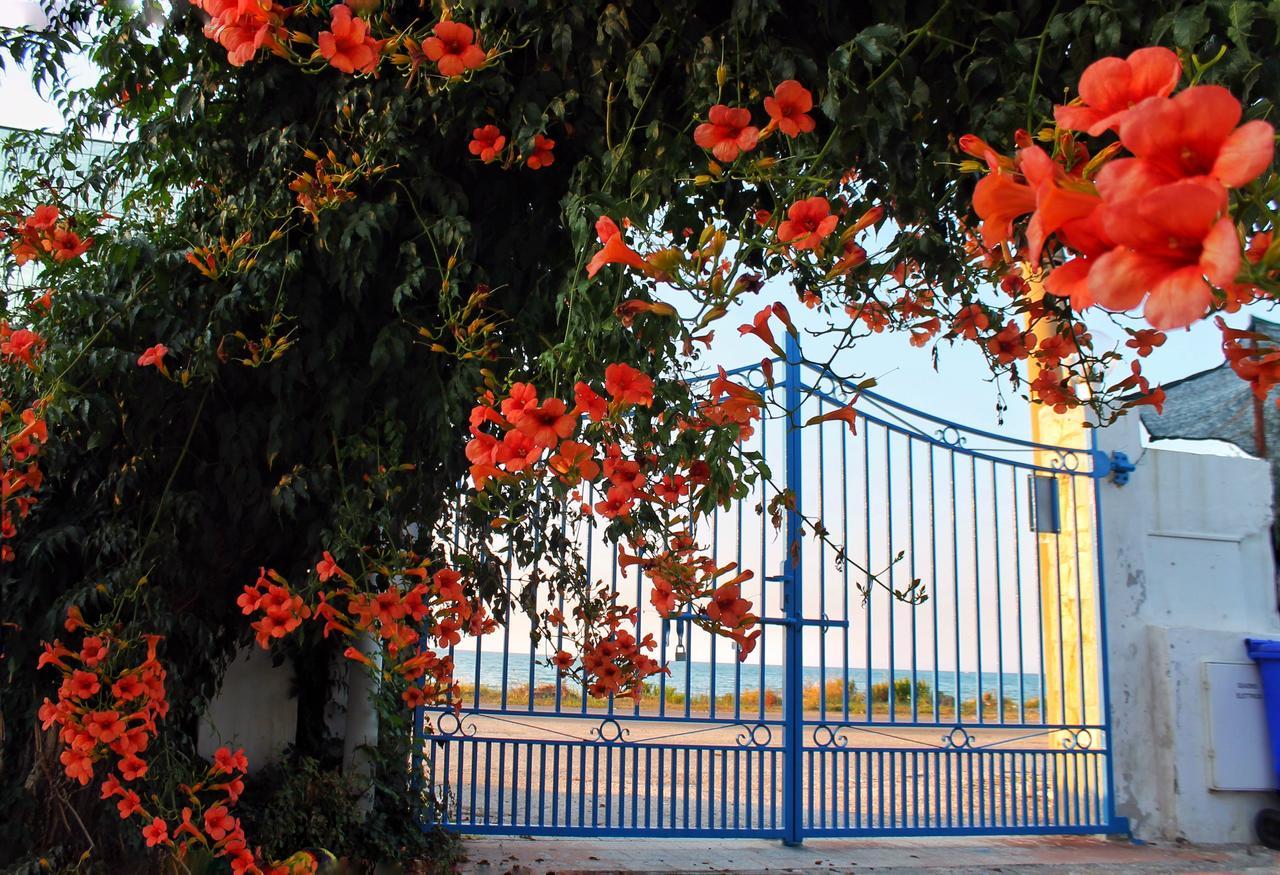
[416,336,1120,840]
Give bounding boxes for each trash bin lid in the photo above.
[1246,638,1280,659]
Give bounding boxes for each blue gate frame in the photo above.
[415,334,1122,841]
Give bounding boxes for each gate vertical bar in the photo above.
[411,699,425,822]
[1089,428,1121,832]
[782,331,805,845]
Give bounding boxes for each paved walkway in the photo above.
[460,836,1280,874]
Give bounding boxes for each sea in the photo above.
[450,649,1042,704]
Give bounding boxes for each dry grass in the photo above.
[454,679,1041,722]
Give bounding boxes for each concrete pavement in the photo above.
[459,836,1280,873]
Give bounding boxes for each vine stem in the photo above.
[1025,0,1062,134]
[40,278,152,391]
[555,21,668,386]
[865,1,953,93]
[812,0,953,168]
[140,386,211,552]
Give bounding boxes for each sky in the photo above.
[684,242,1264,441]
[0,49,94,131]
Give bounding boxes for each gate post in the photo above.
[782,331,805,845]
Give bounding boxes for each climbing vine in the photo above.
[3,1,1279,870]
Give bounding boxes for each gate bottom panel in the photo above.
[424,735,784,835]
[800,746,1110,834]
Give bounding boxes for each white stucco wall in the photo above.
[196,644,374,781]
[1097,414,1280,842]
[196,646,297,772]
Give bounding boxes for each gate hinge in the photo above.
[1091,449,1136,486]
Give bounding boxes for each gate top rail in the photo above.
[798,361,1100,477]
[685,356,1100,476]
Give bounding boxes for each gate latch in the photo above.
[761,616,850,630]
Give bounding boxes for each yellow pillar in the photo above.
[1024,275,1103,799]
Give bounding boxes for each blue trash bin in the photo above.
[1245,637,1280,848]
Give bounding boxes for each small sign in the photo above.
[1029,474,1060,534]
[1204,661,1277,791]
